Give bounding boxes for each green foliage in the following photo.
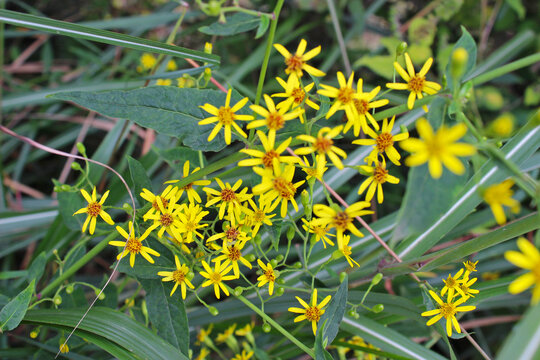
[318,274,347,345]
[199,13,262,36]
[0,280,35,332]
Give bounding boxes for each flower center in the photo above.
[218,106,235,125]
[426,138,444,158]
[343,246,352,257]
[444,277,457,288]
[285,54,304,74]
[272,177,296,200]
[262,150,279,168]
[333,211,351,231]
[438,303,457,319]
[126,237,142,254]
[172,269,186,283]
[185,221,196,232]
[354,99,370,115]
[291,88,305,104]
[152,197,168,211]
[312,225,327,237]
[160,213,174,227]
[226,227,240,241]
[305,306,322,322]
[220,188,236,202]
[337,87,354,104]
[227,246,241,261]
[265,269,275,282]
[374,166,388,184]
[267,112,285,130]
[210,271,222,283]
[376,133,394,152]
[253,210,265,222]
[313,137,333,154]
[408,75,425,93]
[182,183,193,191]
[87,202,102,217]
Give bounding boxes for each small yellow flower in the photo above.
[301,155,328,182]
[244,194,275,237]
[73,187,115,235]
[301,218,335,248]
[505,237,540,303]
[199,88,252,144]
[203,178,252,225]
[386,53,441,112]
[273,39,325,78]
[59,343,69,354]
[157,255,194,299]
[421,290,476,337]
[272,75,319,123]
[138,53,156,72]
[441,268,467,300]
[200,260,235,299]
[109,221,160,268]
[348,79,389,136]
[248,94,303,138]
[489,112,515,137]
[166,59,177,71]
[144,196,183,239]
[239,131,298,168]
[216,324,237,344]
[339,234,359,268]
[232,350,253,360]
[318,71,357,121]
[295,126,347,170]
[213,239,252,278]
[352,116,409,166]
[196,324,213,346]
[288,289,331,335]
[257,259,277,295]
[400,118,476,179]
[165,161,211,204]
[195,347,210,360]
[463,260,478,277]
[482,179,520,225]
[207,222,251,246]
[358,158,399,204]
[177,203,209,243]
[140,185,178,219]
[235,321,255,337]
[156,78,172,86]
[459,276,480,300]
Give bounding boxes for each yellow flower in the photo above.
[109,221,160,268]
[235,321,255,337]
[200,260,235,299]
[339,234,359,268]
[295,126,347,170]
[459,276,479,299]
[196,324,213,346]
[257,259,277,295]
[156,78,172,86]
[165,161,211,204]
[248,94,303,138]
[207,222,251,246]
[301,155,328,182]
[505,237,540,303]
[252,162,305,217]
[421,290,476,337]
[203,178,252,225]
[177,203,209,243]
[244,194,275,237]
[157,255,194,299]
[357,158,399,204]
[144,196,182,239]
[59,343,69,354]
[273,39,325,78]
[352,116,409,166]
[195,347,210,360]
[288,288,332,335]
[348,79,389,136]
[166,59,177,71]
[199,88,252,144]
[213,239,252,278]
[463,260,478,277]
[318,71,357,121]
[272,75,319,123]
[231,350,254,360]
[386,53,441,112]
[138,53,156,72]
[140,185,178,219]
[441,268,467,300]
[489,112,515,137]
[482,179,520,225]
[301,218,335,248]
[73,187,115,235]
[239,130,298,168]
[400,118,476,179]
[349,336,378,360]
[216,324,237,344]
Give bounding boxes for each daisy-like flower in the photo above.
[312,202,373,247]
[463,260,478,277]
[200,260,235,299]
[288,289,332,335]
[301,155,328,182]
[140,185,178,219]
[339,234,359,267]
[400,118,476,179]
[216,324,237,344]
[177,203,209,243]
[73,187,114,235]
[301,218,335,248]
[421,290,476,337]
[458,276,480,300]
[206,222,251,246]
[157,255,194,299]
[167,233,191,254]
[352,116,409,166]
[144,196,183,239]
[318,71,357,121]
[482,179,520,225]
[195,348,210,360]
[295,126,347,170]
[232,350,253,360]
[156,79,172,86]
[441,269,467,300]
[386,53,442,112]
[213,239,252,278]
[137,53,156,72]
[109,221,160,268]
[199,88,252,144]
[273,39,325,78]
[238,131,298,168]
[253,162,305,217]
[244,194,275,237]
[248,94,303,138]
[203,178,252,225]
[166,59,177,71]
[272,75,319,123]
[357,158,399,204]
[505,237,540,303]
[196,324,213,346]
[165,161,211,203]
[257,259,277,296]
[347,79,389,136]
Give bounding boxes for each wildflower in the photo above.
[216,324,237,344]
[232,350,254,360]
[348,79,389,136]
[165,161,211,203]
[318,71,357,121]
[157,255,194,299]
[248,94,303,138]
[339,234,359,267]
[73,187,114,235]
[156,78,172,86]
[301,218,335,248]
[177,203,209,243]
[244,194,275,237]
[203,178,252,225]
[207,222,251,246]
[167,234,191,254]
[288,288,332,335]
[177,75,195,88]
[213,240,252,278]
[421,290,476,337]
[441,269,467,300]
[482,179,520,225]
[272,75,319,123]
[357,158,399,204]
[463,260,478,277]
[352,116,409,166]
[144,196,182,239]
[273,39,325,78]
[253,162,305,217]
[505,237,540,303]
[489,113,515,137]
[400,118,476,179]
[59,343,69,354]
[295,126,347,169]
[238,131,297,168]
[196,324,213,346]
[137,53,156,72]
[166,59,177,71]
[459,277,479,299]
[386,53,441,112]
[195,348,210,360]
[312,202,373,247]
[140,185,178,219]
[235,322,255,337]
[109,221,160,267]
[199,88,252,144]
[200,260,235,299]
[349,336,379,360]
[257,259,277,295]
[301,155,328,182]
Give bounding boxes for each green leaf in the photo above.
[51,87,252,151]
[0,9,219,64]
[127,156,153,206]
[139,279,189,356]
[26,252,47,284]
[496,302,540,359]
[0,280,35,332]
[199,13,261,36]
[55,184,85,232]
[446,26,477,90]
[23,307,188,360]
[255,15,270,39]
[319,274,348,345]
[314,319,333,360]
[505,0,525,19]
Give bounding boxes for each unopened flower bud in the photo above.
[372,304,384,313]
[61,184,71,192]
[95,289,105,300]
[65,284,74,294]
[30,329,39,339]
[286,226,295,241]
[71,162,82,171]
[451,47,469,79]
[233,287,243,296]
[262,323,271,333]
[208,306,219,316]
[339,272,347,283]
[270,259,278,268]
[203,0,221,16]
[141,300,148,318]
[53,295,62,306]
[275,254,284,262]
[245,254,256,262]
[76,142,87,156]
[187,271,195,280]
[204,42,213,54]
[277,278,285,285]
[300,190,310,208]
[122,203,133,213]
[293,261,302,269]
[275,287,284,296]
[371,273,383,286]
[396,42,408,56]
[254,234,262,245]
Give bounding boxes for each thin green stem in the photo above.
[472,52,540,86]
[221,6,273,18]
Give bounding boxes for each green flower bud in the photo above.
[286,226,296,241]
[53,295,62,306]
[262,323,271,333]
[339,272,347,283]
[304,204,312,218]
[275,254,284,262]
[122,203,133,213]
[70,162,82,171]
[277,278,285,285]
[270,259,278,268]
[187,271,195,280]
[396,42,408,56]
[450,47,469,79]
[372,304,384,313]
[275,287,284,296]
[371,273,383,286]
[95,289,105,300]
[65,284,74,294]
[347,309,357,318]
[300,190,310,208]
[203,0,222,17]
[60,184,71,192]
[332,249,343,260]
[76,142,86,156]
[245,254,256,262]
[233,287,243,296]
[53,186,62,192]
[141,300,148,318]
[208,306,219,316]
[254,234,262,245]
[293,261,302,269]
